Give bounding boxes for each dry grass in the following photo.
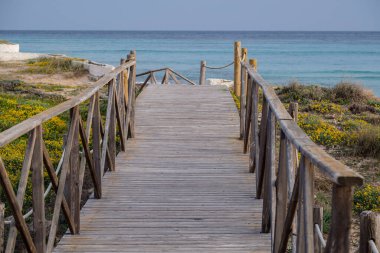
[332,81,374,104]
[353,125,380,158]
[23,57,88,76]
[0,39,12,44]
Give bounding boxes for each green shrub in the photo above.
[353,184,380,214]
[277,81,329,104]
[352,125,380,158]
[332,82,372,104]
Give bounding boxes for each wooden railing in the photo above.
[136,67,197,93]
[235,43,364,252]
[0,51,137,253]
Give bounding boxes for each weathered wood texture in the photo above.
[54,85,271,253]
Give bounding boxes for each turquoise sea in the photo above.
[0,31,379,96]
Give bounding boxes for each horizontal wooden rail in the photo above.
[0,51,138,253]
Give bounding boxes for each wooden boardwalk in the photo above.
[54,84,271,252]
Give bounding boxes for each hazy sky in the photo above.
[1,0,379,31]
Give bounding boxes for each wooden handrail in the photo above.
[241,61,363,186]
[0,60,136,148]
[136,68,197,86]
[0,52,137,253]
[234,41,364,252]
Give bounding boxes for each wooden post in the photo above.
[249,58,258,173]
[92,92,102,198]
[0,202,4,252]
[240,48,248,139]
[289,102,299,123]
[129,50,136,138]
[314,206,324,253]
[360,211,380,253]
[261,108,275,233]
[66,106,80,233]
[274,130,289,252]
[31,125,46,252]
[199,61,206,85]
[109,80,116,171]
[325,185,353,253]
[234,41,241,96]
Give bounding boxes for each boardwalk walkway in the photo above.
[54,84,271,252]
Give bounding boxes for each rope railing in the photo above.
[199,49,246,85]
[204,61,234,70]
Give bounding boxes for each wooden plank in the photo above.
[0,159,36,253]
[360,211,380,253]
[109,80,117,171]
[256,97,268,198]
[261,109,275,235]
[249,80,259,173]
[101,82,115,173]
[278,165,300,253]
[168,70,180,84]
[314,206,324,253]
[42,142,76,234]
[54,85,271,253]
[31,125,46,252]
[243,77,252,153]
[78,95,95,199]
[300,158,314,252]
[273,131,288,252]
[325,185,353,253]
[92,92,102,199]
[47,106,79,252]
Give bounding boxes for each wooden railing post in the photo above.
[274,130,288,252]
[31,125,46,252]
[199,61,206,85]
[296,157,314,252]
[129,50,136,138]
[325,185,353,253]
[360,211,380,253]
[240,48,248,139]
[65,106,80,234]
[249,59,258,173]
[234,41,241,96]
[109,79,116,171]
[257,97,269,198]
[261,108,275,234]
[92,92,102,199]
[314,206,324,253]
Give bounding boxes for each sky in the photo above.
[0,0,379,31]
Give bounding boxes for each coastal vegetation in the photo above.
[0,57,93,220]
[0,40,12,44]
[24,57,87,76]
[276,81,380,247]
[229,80,379,247]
